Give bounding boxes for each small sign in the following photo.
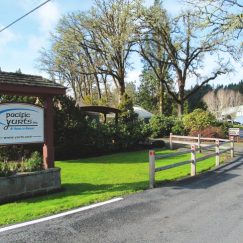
[229,128,243,138]
[0,103,44,145]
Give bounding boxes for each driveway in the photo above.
[1,156,243,242]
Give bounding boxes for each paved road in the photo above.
[1,156,243,243]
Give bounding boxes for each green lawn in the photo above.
[0,149,225,226]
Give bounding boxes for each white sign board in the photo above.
[0,103,44,145]
[229,128,239,136]
[229,128,243,138]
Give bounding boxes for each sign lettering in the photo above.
[0,103,44,144]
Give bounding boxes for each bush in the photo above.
[150,140,165,148]
[0,151,43,177]
[149,115,185,138]
[0,162,14,177]
[114,120,150,150]
[190,127,225,138]
[217,121,230,138]
[54,95,151,159]
[171,118,185,135]
[24,151,42,172]
[183,109,217,133]
[149,115,174,138]
[115,94,150,150]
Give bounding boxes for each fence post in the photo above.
[149,150,155,188]
[170,133,173,150]
[191,145,196,176]
[215,139,220,166]
[230,136,234,158]
[198,134,201,153]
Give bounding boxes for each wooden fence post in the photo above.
[149,150,155,188]
[170,133,173,150]
[191,145,196,176]
[230,136,234,158]
[215,139,220,166]
[198,134,201,153]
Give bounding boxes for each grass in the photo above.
[0,149,228,226]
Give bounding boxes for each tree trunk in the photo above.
[178,81,185,117]
[159,81,164,115]
[94,75,102,100]
[178,102,184,117]
[119,83,126,104]
[104,79,109,104]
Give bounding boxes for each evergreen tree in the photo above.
[187,84,213,112]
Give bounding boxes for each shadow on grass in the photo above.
[58,159,149,164]
[56,149,171,165]
[17,180,148,204]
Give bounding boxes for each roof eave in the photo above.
[0,83,66,96]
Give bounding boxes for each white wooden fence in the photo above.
[169,133,229,151]
[149,137,234,188]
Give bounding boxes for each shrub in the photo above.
[0,162,14,177]
[24,151,42,172]
[216,121,230,138]
[114,120,150,150]
[183,109,217,133]
[54,95,151,159]
[116,94,150,149]
[0,151,43,177]
[171,118,186,135]
[0,145,21,162]
[149,115,174,138]
[150,140,165,148]
[190,127,225,138]
[149,115,186,138]
[117,94,138,124]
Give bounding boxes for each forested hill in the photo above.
[224,80,243,94]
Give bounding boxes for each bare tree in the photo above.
[186,0,242,37]
[202,91,218,117]
[39,0,140,105]
[85,0,140,100]
[186,0,243,61]
[203,89,243,119]
[38,21,103,105]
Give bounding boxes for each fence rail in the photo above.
[149,136,234,188]
[169,133,230,151]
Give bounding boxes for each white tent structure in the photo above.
[106,105,154,123]
[133,105,153,122]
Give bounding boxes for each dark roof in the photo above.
[0,72,65,89]
[80,105,120,114]
[0,72,66,96]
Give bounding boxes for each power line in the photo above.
[0,0,52,33]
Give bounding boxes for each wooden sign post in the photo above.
[0,72,66,169]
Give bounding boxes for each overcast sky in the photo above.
[0,0,242,89]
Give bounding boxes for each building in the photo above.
[221,105,243,124]
[133,105,153,123]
